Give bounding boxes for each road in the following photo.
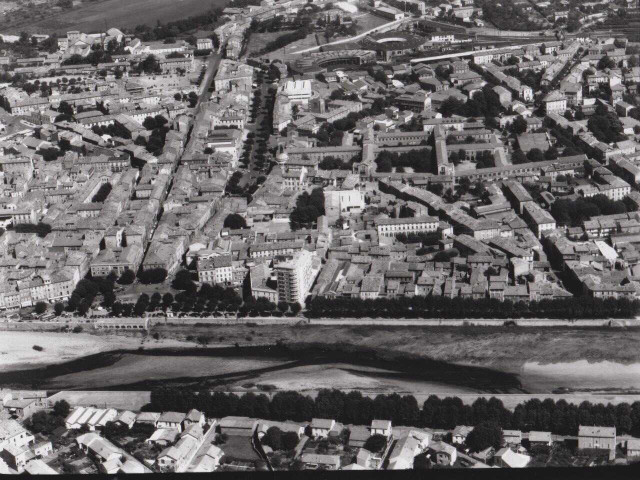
[197,52,222,107]
[290,18,411,55]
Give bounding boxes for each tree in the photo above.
[512,149,528,165]
[526,148,544,162]
[224,213,247,229]
[35,301,47,315]
[262,427,283,450]
[138,268,168,284]
[290,302,302,315]
[172,270,196,291]
[465,422,503,452]
[53,400,71,417]
[509,116,528,135]
[282,431,299,450]
[118,269,136,285]
[364,434,387,453]
[58,101,74,116]
[54,302,65,316]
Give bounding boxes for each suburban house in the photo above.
[184,409,206,427]
[452,425,474,444]
[348,426,370,448]
[528,431,552,446]
[191,444,224,472]
[256,421,304,440]
[502,430,522,447]
[429,441,457,466]
[627,438,640,457]
[147,429,180,447]
[494,447,531,468]
[310,418,336,438]
[578,426,616,451]
[218,416,257,436]
[116,411,137,429]
[0,419,34,450]
[300,453,341,470]
[371,420,392,437]
[76,432,121,463]
[157,435,199,472]
[157,412,186,432]
[135,412,161,427]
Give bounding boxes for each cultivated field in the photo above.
[6,0,228,34]
[47,390,151,411]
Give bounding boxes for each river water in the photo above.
[3,344,640,396]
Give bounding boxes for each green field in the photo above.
[5,0,228,34]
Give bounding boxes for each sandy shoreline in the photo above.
[0,330,195,372]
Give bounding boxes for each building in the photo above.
[376,216,439,238]
[157,412,186,432]
[300,453,341,470]
[198,255,233,285]
[578,426,616,451]
[196,38,213,51]
[214,60,254,92]
[494,447,530,468]
[218,416,257,436]
[279,80,313,104]
[523,203,556,238]
[371,420,392,437]
[452,425,473,445]
[542,90,567,115]
[275,250,318,307]
[528,431,552,446]
[310,418,336,438]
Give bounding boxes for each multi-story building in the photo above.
[197,255,233,285]
[214,60,253,92]
[376,216,439,238]
[275,250,317,307]
[90,245,144,277]
[542,90,567,114]
[578,426,616,451]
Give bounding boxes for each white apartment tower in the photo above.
[275,250,316,307]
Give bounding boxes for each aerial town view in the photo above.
[1,0,640,476]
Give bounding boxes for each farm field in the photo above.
[3,0,228,34]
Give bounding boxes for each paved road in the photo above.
[198,52,222,107]
[290,18,411,55]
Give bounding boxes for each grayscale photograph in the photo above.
[0,0,639,477]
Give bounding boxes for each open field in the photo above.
[47,390,151,411]
[4,0,228,34]
[0,330,191,372]
[245,32,285,58]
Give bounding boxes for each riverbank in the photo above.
[4,325,640,395]
[0,330,193,372]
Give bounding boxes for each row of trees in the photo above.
[550,194,637,227]
[148,388,640,437]
[305,295,640,320]
[376,149,432,173]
